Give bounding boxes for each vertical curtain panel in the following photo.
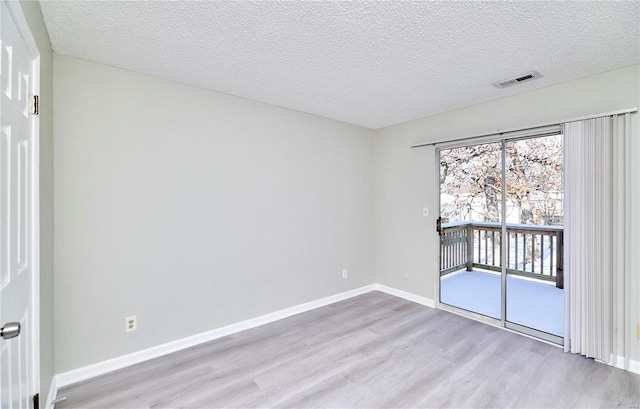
[564,114,632,367]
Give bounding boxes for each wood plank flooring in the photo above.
[55,291,640,408]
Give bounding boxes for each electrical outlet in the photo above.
[125,316,137,333]
[423,207,429,217]
[342,269,348,279]
[403,271,409,280]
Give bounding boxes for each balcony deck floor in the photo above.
[440,269,564,337]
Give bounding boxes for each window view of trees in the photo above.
[439,135,563,226]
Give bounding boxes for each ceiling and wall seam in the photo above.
[40,1,640,129]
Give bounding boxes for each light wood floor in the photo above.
[56,291,639,408]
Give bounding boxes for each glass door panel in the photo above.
[504,135,564,341]
[438,142,503,319]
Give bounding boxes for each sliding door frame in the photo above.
[435,132,564,346]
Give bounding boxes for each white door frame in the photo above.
[3,0,41,399]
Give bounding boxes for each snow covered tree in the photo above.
[439,135,563,226]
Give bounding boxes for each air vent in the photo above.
[493,71,542,88]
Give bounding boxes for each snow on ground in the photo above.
[440,269,564,337]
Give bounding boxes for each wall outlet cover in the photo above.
[126,316,137,333]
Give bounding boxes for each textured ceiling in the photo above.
[40,1,640,129]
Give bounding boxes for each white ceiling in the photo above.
[40,1,640,129]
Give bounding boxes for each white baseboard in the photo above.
[612,355,640,375]
[50,284,376,404]
[374,283,435,308]
[44,375,57,409]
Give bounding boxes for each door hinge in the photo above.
[32,393,39,409]
[32,95,39,115]
[436,216,443,236]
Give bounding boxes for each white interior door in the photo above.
[1,1,39,407]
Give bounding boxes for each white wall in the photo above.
[53,52,639,373]
[18,0,55,398]
[53,55,375,372]
[374,64,640,361]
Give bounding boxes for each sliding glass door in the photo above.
[438,142,503,319]
[504,135,564,342]
[438,133,564,344]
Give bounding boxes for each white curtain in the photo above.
[564,113,632,368]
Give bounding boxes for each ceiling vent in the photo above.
[493,71,542,88]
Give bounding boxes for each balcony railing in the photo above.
[439,221,564,289]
